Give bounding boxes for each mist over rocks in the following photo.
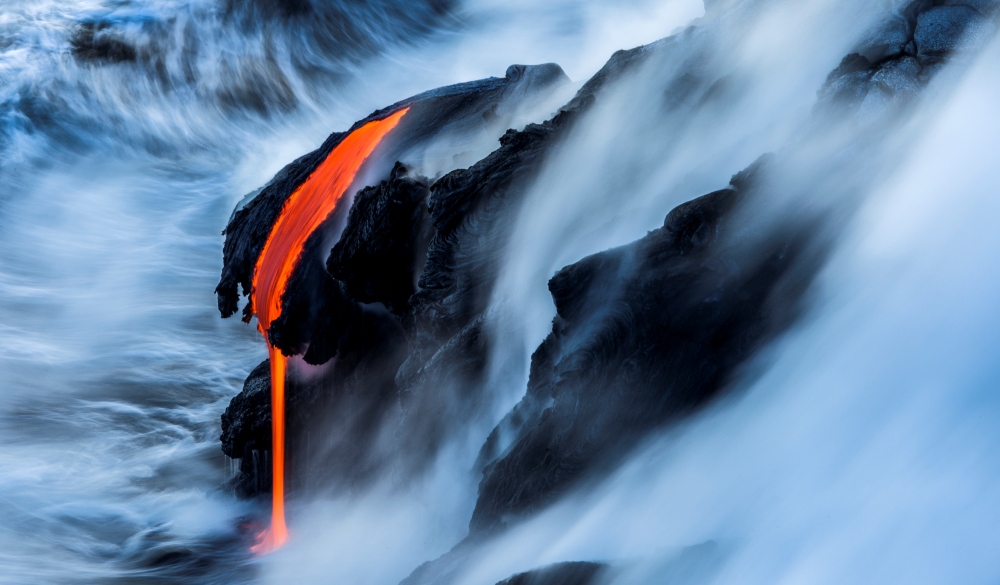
[821,0,1000,115]
[66,0,460,109]
[493,562,607,585]
[468,162,820,535]
[217,64,569,492]
[485,542,723,585]
[216,62,568,332]
[211,0,1000,580]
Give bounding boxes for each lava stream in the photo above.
[248,107,409,554]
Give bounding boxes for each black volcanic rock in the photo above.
[216,63,568,346]
[247,67,578,479]
[328,162,432,317]
[219,358,334,497]
[915,6,994,55]
[326,106,590,478]
[397,108,581,386]
[216,65,568,495]
[495,562,607,585]
[469,160,819,534]
[391,27,685,400]
[216,0,1000,540]
[221,360,272,459]
[220,299,409,494]
[386,42,679,471]
[220,360,271,498]
[70,21,138,64]
[457,0,1000,549]
[819,0,1000,115]
[218,0,738,499]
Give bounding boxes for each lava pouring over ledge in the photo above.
[248,107,409,554]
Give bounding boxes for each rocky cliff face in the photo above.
[469,161,822,535]
[216,0,998,581]
[217,64,569,491]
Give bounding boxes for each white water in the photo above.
[2,0,998,583]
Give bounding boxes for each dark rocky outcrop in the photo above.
[220,297,409,494]
[819,0,999,115]
[217,64,568,494]
[215,0,999,581]
[495,562,607,585]
[217,1,733,502]
[379,33,708,476]
[70,21,138,64]
[466,0,1000,538]
[384,139,553,464]
[390,2,1000,582]
[396,108,582,389]
[216,63,568,333]
[468,161,819,534]
[327,162,433,318]
[220,361,272,497]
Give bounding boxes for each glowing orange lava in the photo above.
[248,107,409,554]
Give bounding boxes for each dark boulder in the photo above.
[328,162,433,318]
[470,161,819,534]
[495,562,607,585]
[220,361,272,498]
[216,63,569,347]
[388,39,682,474]
[397,108,582,386]
[70,21,138,64]
[217,65,569,495]
[819,0,1000,114]
[915,6,994,56]
[216,0,1000,542]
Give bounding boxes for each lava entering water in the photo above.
[248,107,409,554]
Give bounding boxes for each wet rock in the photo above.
[942,0,999,17]
[388,45,673,471]
[220,361,272,498]
[215,54,299,115]
[220,360,272,460]
[915,6,992,56]
[334,104,588,476]
[268,65,562,364]
[495,562,607,585]
[856,15,912,62]
[869,55,923,96]
[819,0,999,114]
[328,162,432,317]
[219,297,408,494]
[70,21,138,64]
[216,63,569,334]
[469,161,819,534]
[216,66,570,496]
[397,108,581,387]
[817,53,879,109]
[394,30,677,397]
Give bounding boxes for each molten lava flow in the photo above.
[248,107,409,554]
